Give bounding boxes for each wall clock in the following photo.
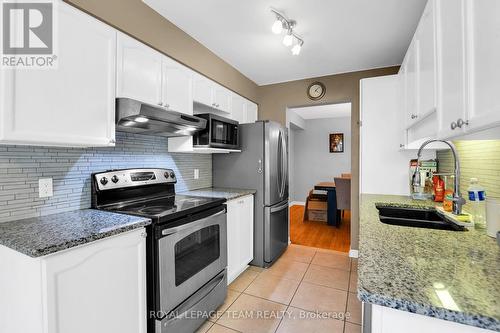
[307,82,326,100]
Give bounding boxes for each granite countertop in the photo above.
[180,187,256,201]
[0,209,151,258]
[358,194,500,331]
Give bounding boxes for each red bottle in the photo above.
[433,176,444,202]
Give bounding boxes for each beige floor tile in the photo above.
[291,282,348,314]
[259,258,309,281]
[346,292,362,325]
[344,322,362,333]
[275,306,344,333]
[195,320,214,333]
[244,273,300,305]
[280,244,317,263]
[209,290,241,322]
[303,264,350,291]
[247,265,265,273]
[351,258,358,272]
[228,269,260,292]
[216,294,287,333]
[207,323,240,333]
[311,251,351,271]
[349,270,358,292]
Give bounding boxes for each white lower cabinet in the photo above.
[0,228,147,333]
[0,1,116,147]
[226,195,254,284]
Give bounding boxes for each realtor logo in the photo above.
[1,0,57,68]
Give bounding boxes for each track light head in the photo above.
[283,30,293,46]
[272,18,283,34]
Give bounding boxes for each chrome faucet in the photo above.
[412,139,466,215]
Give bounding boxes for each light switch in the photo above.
[39,178,53,198]
[194,169,199,180]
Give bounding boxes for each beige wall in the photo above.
[258,67,400,249]
[64,0,259,102]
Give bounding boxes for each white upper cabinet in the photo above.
[214,84,231,113]
[117,33,163,107]
[403,42,418,128]
[192,74,233,114]
[436,0,467,138]
[415,0,437,118]
[230,95,246,123]
[193,74,214,107]
[0,2,116,147]
[463,0,500,132]
[244,101,258,123]
[161,57,192,115]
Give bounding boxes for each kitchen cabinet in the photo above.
[0,1,116,147]
[231,95,246,123]
[117,32,163,108]
[402,41,418,128]
[193,74,232,114]
[117,33,193,115]
[0,228,147,333]
[245,101,259,123]
[226,195,254,284]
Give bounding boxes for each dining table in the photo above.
[314,181,341,227]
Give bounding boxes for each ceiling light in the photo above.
[292,40,303,55]
[272,18,283,34]
[283,31,293,46]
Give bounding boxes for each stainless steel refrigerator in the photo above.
[213,120,289,267]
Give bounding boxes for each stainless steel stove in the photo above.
[91,168,227,333]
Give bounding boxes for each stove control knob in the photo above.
[100,177,108,185]
[164,172,169,179]
[111,175,119,183]
[170,172,175,179]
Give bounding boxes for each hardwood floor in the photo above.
[290,205,351,252]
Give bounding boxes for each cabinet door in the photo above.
[214,85,231,113]
[43,229,147,333]
[226,199,241,284]
[193,75,214,107]
[116,33,163,107]
[0,2,116,147]
[162,57,192,115]
[244,101,258,124]
[436,0,467,138]
[239,195,254,266]
[231,95,246,123]
[464,0,500,132]
[416,0,437,117]
[405,42,418,127]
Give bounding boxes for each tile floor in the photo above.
[196,244,361,333]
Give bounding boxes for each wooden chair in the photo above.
[334,177,351,219]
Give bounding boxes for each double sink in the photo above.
[376,204,466,231]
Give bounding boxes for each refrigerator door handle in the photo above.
[258,159,263,174]
[277,130,284,198]
[270,201,289,213]
[281,129,287,198]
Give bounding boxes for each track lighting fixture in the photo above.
[270,8,304,55]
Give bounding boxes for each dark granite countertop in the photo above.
[0,209,151,258]
[358,194,500,331]
[180,187,256,201]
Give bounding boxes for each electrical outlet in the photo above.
[39,178,53,198]
[194,169,199,180]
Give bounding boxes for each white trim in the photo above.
[289,201,305,206]
[349,249,359,258]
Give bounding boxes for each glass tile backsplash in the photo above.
[0,132,211,223]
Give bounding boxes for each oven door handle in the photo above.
[160,209,226,237]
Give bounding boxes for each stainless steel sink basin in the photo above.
[376,204,466,231]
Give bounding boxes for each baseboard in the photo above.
[349,249,359,258]
[289,201,305,206]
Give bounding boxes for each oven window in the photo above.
[211,119,237,145]
[174,225,220,286]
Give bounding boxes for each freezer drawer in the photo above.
[264,200,289,264]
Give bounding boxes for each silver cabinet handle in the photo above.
[456,118,469,128]
[109,138,116,144]
[399,144,405,148]
[141,232,147,238]
[164,103,170,108]
[411,114,418,119]
[158,101,163,106]
[450,122,457,130]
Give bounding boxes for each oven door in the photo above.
[157,206,227,314]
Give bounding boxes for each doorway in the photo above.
[286,103,352,252]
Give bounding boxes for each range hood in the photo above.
[116,98,207,137]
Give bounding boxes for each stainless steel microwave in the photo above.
[193,114,240,150]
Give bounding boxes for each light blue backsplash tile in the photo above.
[0,132,212,223]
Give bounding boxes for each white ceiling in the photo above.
[143,0,426,85]
[290,103,351,119]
